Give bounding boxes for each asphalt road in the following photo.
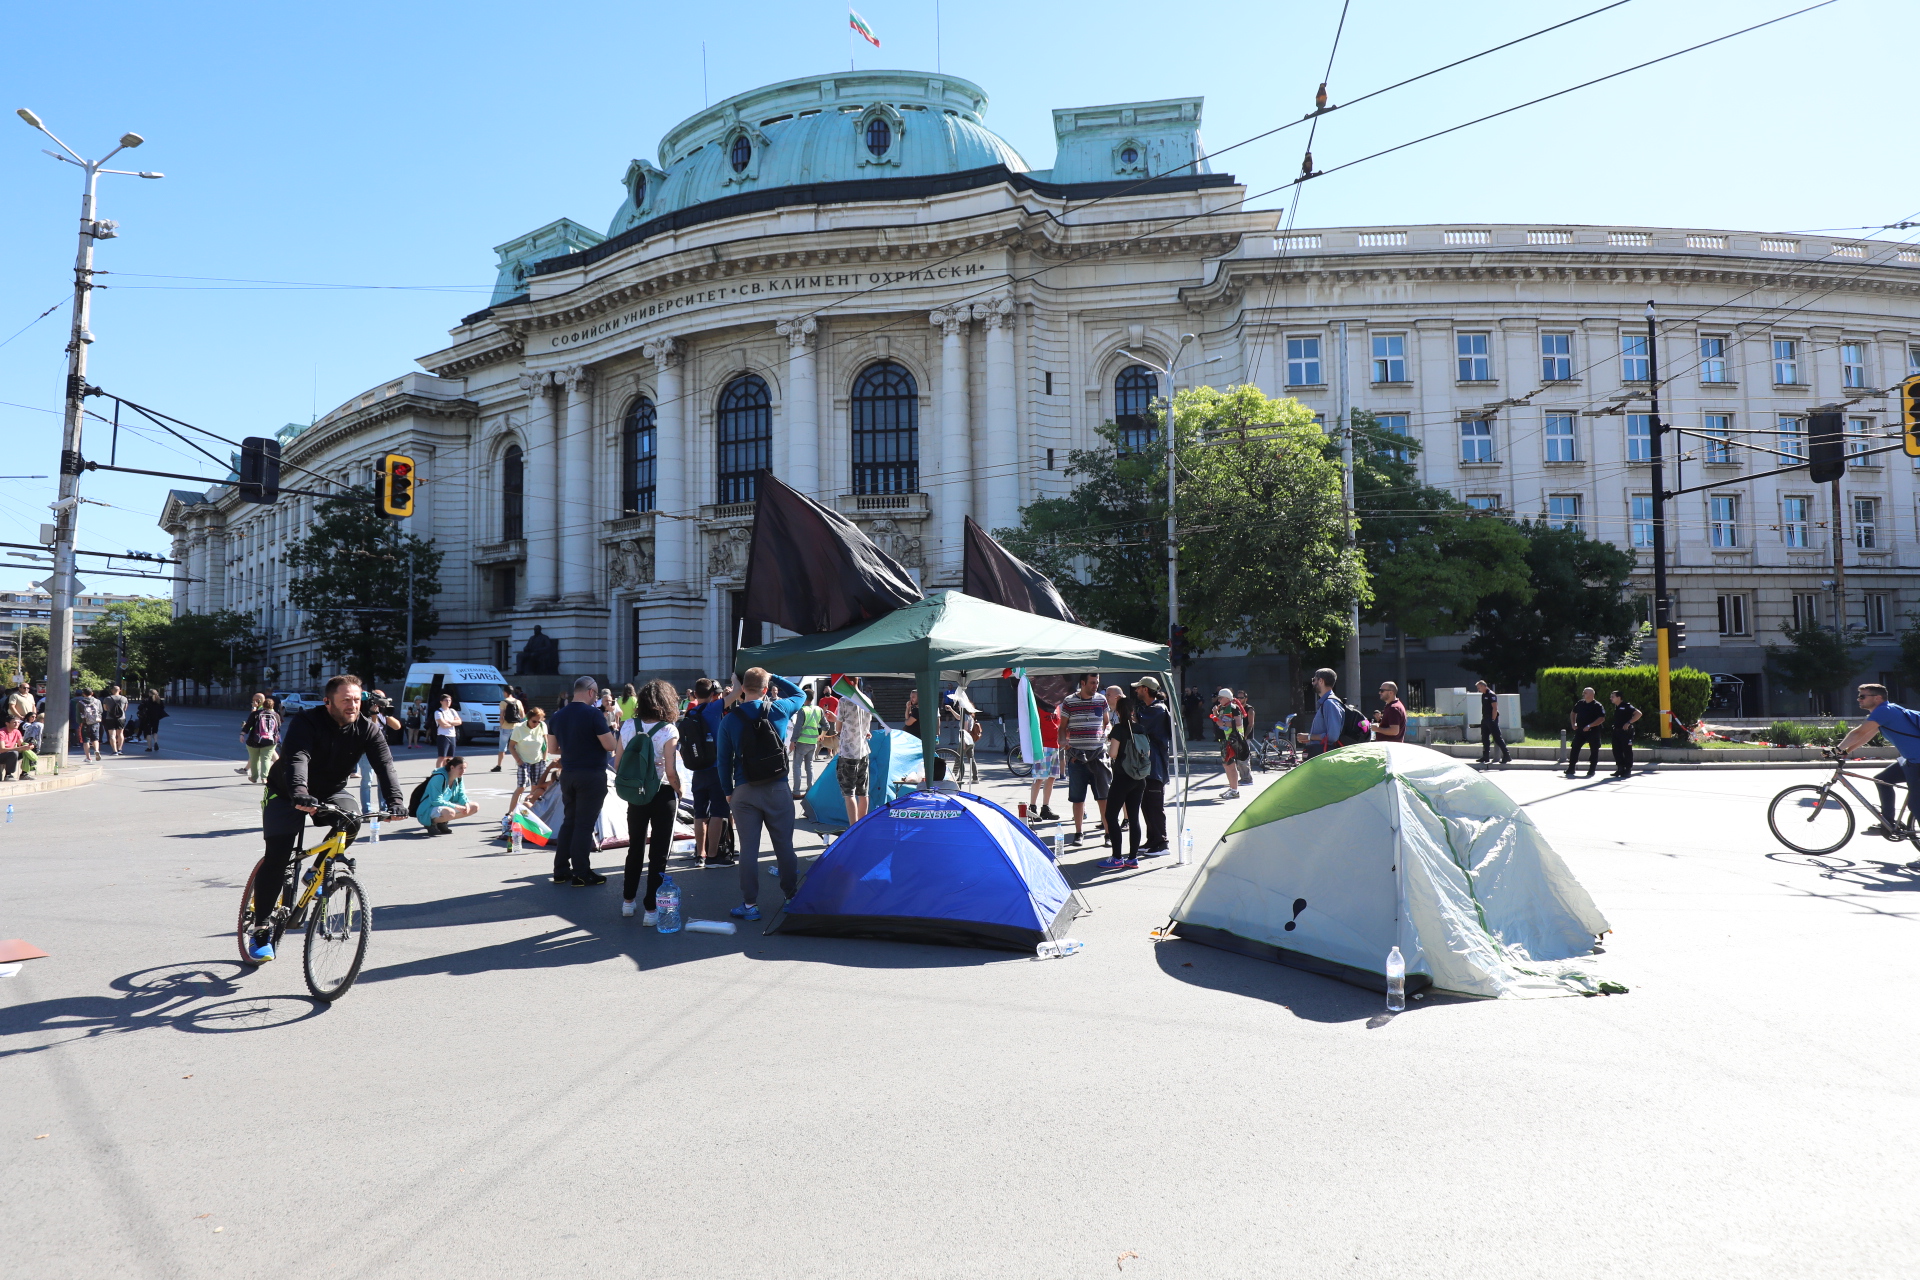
[3,710,1916,1279]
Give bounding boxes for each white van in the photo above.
[403,662,510,745]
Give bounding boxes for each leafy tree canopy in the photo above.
[1460,521,1639,691]
[1766,621,1864,704]
[285,487,442,686]
[77,597,174,692]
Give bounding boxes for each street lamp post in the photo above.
[16,108,162,767]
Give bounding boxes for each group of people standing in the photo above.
[0,681,168,779]
[1024,674,1175,870]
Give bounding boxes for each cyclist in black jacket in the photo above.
[250,673,405,962]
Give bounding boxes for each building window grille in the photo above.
[1540,333,1573,381]
[865,117,892,157]
[1621,333,1650,382]
[1854,497,1878,549]
[1710,495,1740,548]
[1717,594,1749,636]
[1702,413,1733,464]
[1847,416,1879,467]
[1773,338,1800,384]
[1792,592,1822,631]
[1459,416,1494,463]
[1626,413,1652,462]
[1456,332,1492,381]
[622,398,657,514]
[1546,494,1582,531]
[1286,336,1322,386]
[1700,336,1729,383]
[1545,412,1578,462]
[1779,414,1807,460]
[1782,496,1811,548]
[729,133,752,172]
[1630,495,1654,547]
[850,361,919,495]
[1114,364,1159,453]
[1371,333,1406,382]
[1842,343,1868,388]
[716,374,772,504]
[501,444,524,541]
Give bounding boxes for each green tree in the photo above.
[1765,621,1864,713]
[285,487,442,685]
[77,597,173,691]
[157,610,262,693]
[7,624,49,685]
[1460,521,1639,692]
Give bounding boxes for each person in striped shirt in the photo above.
[1059,673,1112,844]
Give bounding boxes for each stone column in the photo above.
[777,316,819,497]
[560,364,596,599]
[518,371,559,603]
[981,294,1018,533]
[644,339,686,584]
[931,307,972,579]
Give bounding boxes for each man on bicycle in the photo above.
[251,673,405,962]
[1837,683,1920,838]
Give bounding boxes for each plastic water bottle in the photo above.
[510,821,523,854]
[1385,946,1406,1013]
[1053,831,1065,862]
[368,815,380,844]
[1181,829,1194,865]
[1034,939,1085,960]
[4,804,11,823]
[655,876,682,934]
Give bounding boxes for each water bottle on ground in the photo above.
[368,815,380,844]
[1385,945,1406,1013]
[1033,939,1085,960]
[1181,829,1194,864]
[1053,831,1065,862]
[4,804,11,823]
[510,821,523,854]
[655,875,682,934]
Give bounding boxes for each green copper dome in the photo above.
[606,71,1029,236]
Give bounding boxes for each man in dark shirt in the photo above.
[1374,682,1407,744]
[1566,686,1607,779]
[547,676,620,886]
[1607,690,1643,778]
[1131,677,1175,855]
[1476,680,1511,766]
[250,673,405,963]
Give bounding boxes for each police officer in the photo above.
[1608,689,1643,778]
[1566,686,1606,779]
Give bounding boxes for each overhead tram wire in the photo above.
[0,292,73,352]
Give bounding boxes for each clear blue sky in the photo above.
[0,0,1898,571]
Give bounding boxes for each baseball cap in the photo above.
[1216,687,1233,699]
[1132,676,1164,694]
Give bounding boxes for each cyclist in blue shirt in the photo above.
[1837,683,1920,838]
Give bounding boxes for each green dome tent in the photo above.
[1169,744,1617,999]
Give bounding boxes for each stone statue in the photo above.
[516,625,559,675]
[708,526,750,578]
[608,539,653,590]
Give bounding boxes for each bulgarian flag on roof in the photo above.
[828,674,877,716]
[849,8,880,47]
[1013,669,1045,765]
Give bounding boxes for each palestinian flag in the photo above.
[510,808,554,847]
[828,674,878,717]
[1014,670,1046,766]
[849,8,880,47]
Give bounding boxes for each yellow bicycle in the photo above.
[236,803,374,1002]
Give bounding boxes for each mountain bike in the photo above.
[236,803,380,1002]
[1766,751,1920,856]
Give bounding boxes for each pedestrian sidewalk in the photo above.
[0,763,102,798]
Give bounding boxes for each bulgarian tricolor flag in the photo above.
[509,807,554,847]
[1013,669,1046,766]
[849,8,880,47]
[828,673,878,716]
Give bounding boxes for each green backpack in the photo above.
[614,724,662,805]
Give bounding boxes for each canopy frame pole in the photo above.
[918,668,941,789]
[1169,680,1190,862]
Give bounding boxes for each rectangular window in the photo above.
[1700,336,1729,383]
[1456,332,1492,381]
[1710,495,1739,548]
[1626,413,1652,462]
[1044,370,1053,395]
[1540,332,1573,381]
[1842,343,1868,388]
[1779,414,1807,460]
[1286,336,1322,386]
[1544,412,1578,461]
[1630,495,1655,547]
[1621,333,1650,382]
[1459,416,1494,463]
[1465,493,1502,513]
[1782,496,1811,547]
[1910,344,1920,375]
[1792,592,1822,631]
[1773,338,1800,384]
[1546,495,1582,530]
[1374,413,1410,461]
[1867,593,1892,635]
[1371,333,1407,382]
[1847,416,1880,467]
[1702,413,1733,464]
[1854,497,1878,549]
[1716,594,1749,636]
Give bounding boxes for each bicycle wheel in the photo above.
[236,857,288,965]
[1767,785,1854,855]
[303,873,371,1002]
[1004,744,1032,779]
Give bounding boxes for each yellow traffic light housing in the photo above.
[379,453,415,517]
[1902,374,1920,459]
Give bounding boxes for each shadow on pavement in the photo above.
[0,960,326,1057]
[1151,935,1476,1025]
[1765,849,1920,892]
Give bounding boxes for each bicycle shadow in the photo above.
[1765,849,1920,892]
[0,960,325,1059]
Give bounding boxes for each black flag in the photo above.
[740,473,922,634]
[963,516,1077,623]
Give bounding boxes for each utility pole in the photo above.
[1645,301,1674,741]
[1336,320,1360,698]
[16,110,162,767]
[1830,479,1847,636]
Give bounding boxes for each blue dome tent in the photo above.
[802,727,927,828]
[772,789,1080,951]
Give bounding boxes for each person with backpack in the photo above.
[1096,685,1149,870]
[680,678,735,868]
[239,692,280,783]
[1308,668,1346,757]
[716,666,807,921]
[415,755,480,834]
[1131,677,1174,855]
[615,679,683,922]
[493,687,525,772]
[1209,688,1248,796]
[789,686,825,797]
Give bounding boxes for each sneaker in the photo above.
[246,935,275,963]
[1095,856,1134,870]
[491,765,503,772]
[1039,806,1059,821]
[1866,823,1889,836]
[432,821,453,835]
[551,873,572,884]
[1223,789,1240,800]
[729,903,762,921]
[571,872,608,887]
[621,900,636,917]
[642,909,659,926]
[1138,845,1171,857]
[1066,831,1082,845]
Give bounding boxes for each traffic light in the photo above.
[1808,412,1845,484]
[379,453,415,518]
[1668,620,1687,655]
[1169,623,1190,666]
[238,436,281,504]
[1902,374,1920,459]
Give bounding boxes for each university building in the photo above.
[160,69,1920,713]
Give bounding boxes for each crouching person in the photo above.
[418,755,480,835]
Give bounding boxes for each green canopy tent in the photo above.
[735,591,1186,838]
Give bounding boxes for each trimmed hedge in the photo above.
[1536,666,1711,736]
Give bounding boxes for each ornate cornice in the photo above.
[283,392,480,466]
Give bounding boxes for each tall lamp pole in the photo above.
[1646,301,1674,741]
[16,109,163,766]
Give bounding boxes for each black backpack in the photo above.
[678,706,716,772]
[735,700,789,784]
[406,769,440,819]
[1337,698,1370,746]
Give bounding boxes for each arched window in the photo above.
[501,444,524,541]
[865,116,892,157]
[622,397,657,514]
[851,361,919,495]
[729,133,752,173]
[1114,364,1159,453]
[716,374,772,504]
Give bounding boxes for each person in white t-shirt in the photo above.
[833,679,874,823]
[433,694,461,766]
[621,679,684,923]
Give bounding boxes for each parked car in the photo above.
[277,691,324,714]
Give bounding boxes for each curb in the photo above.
[0,765,103,798]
